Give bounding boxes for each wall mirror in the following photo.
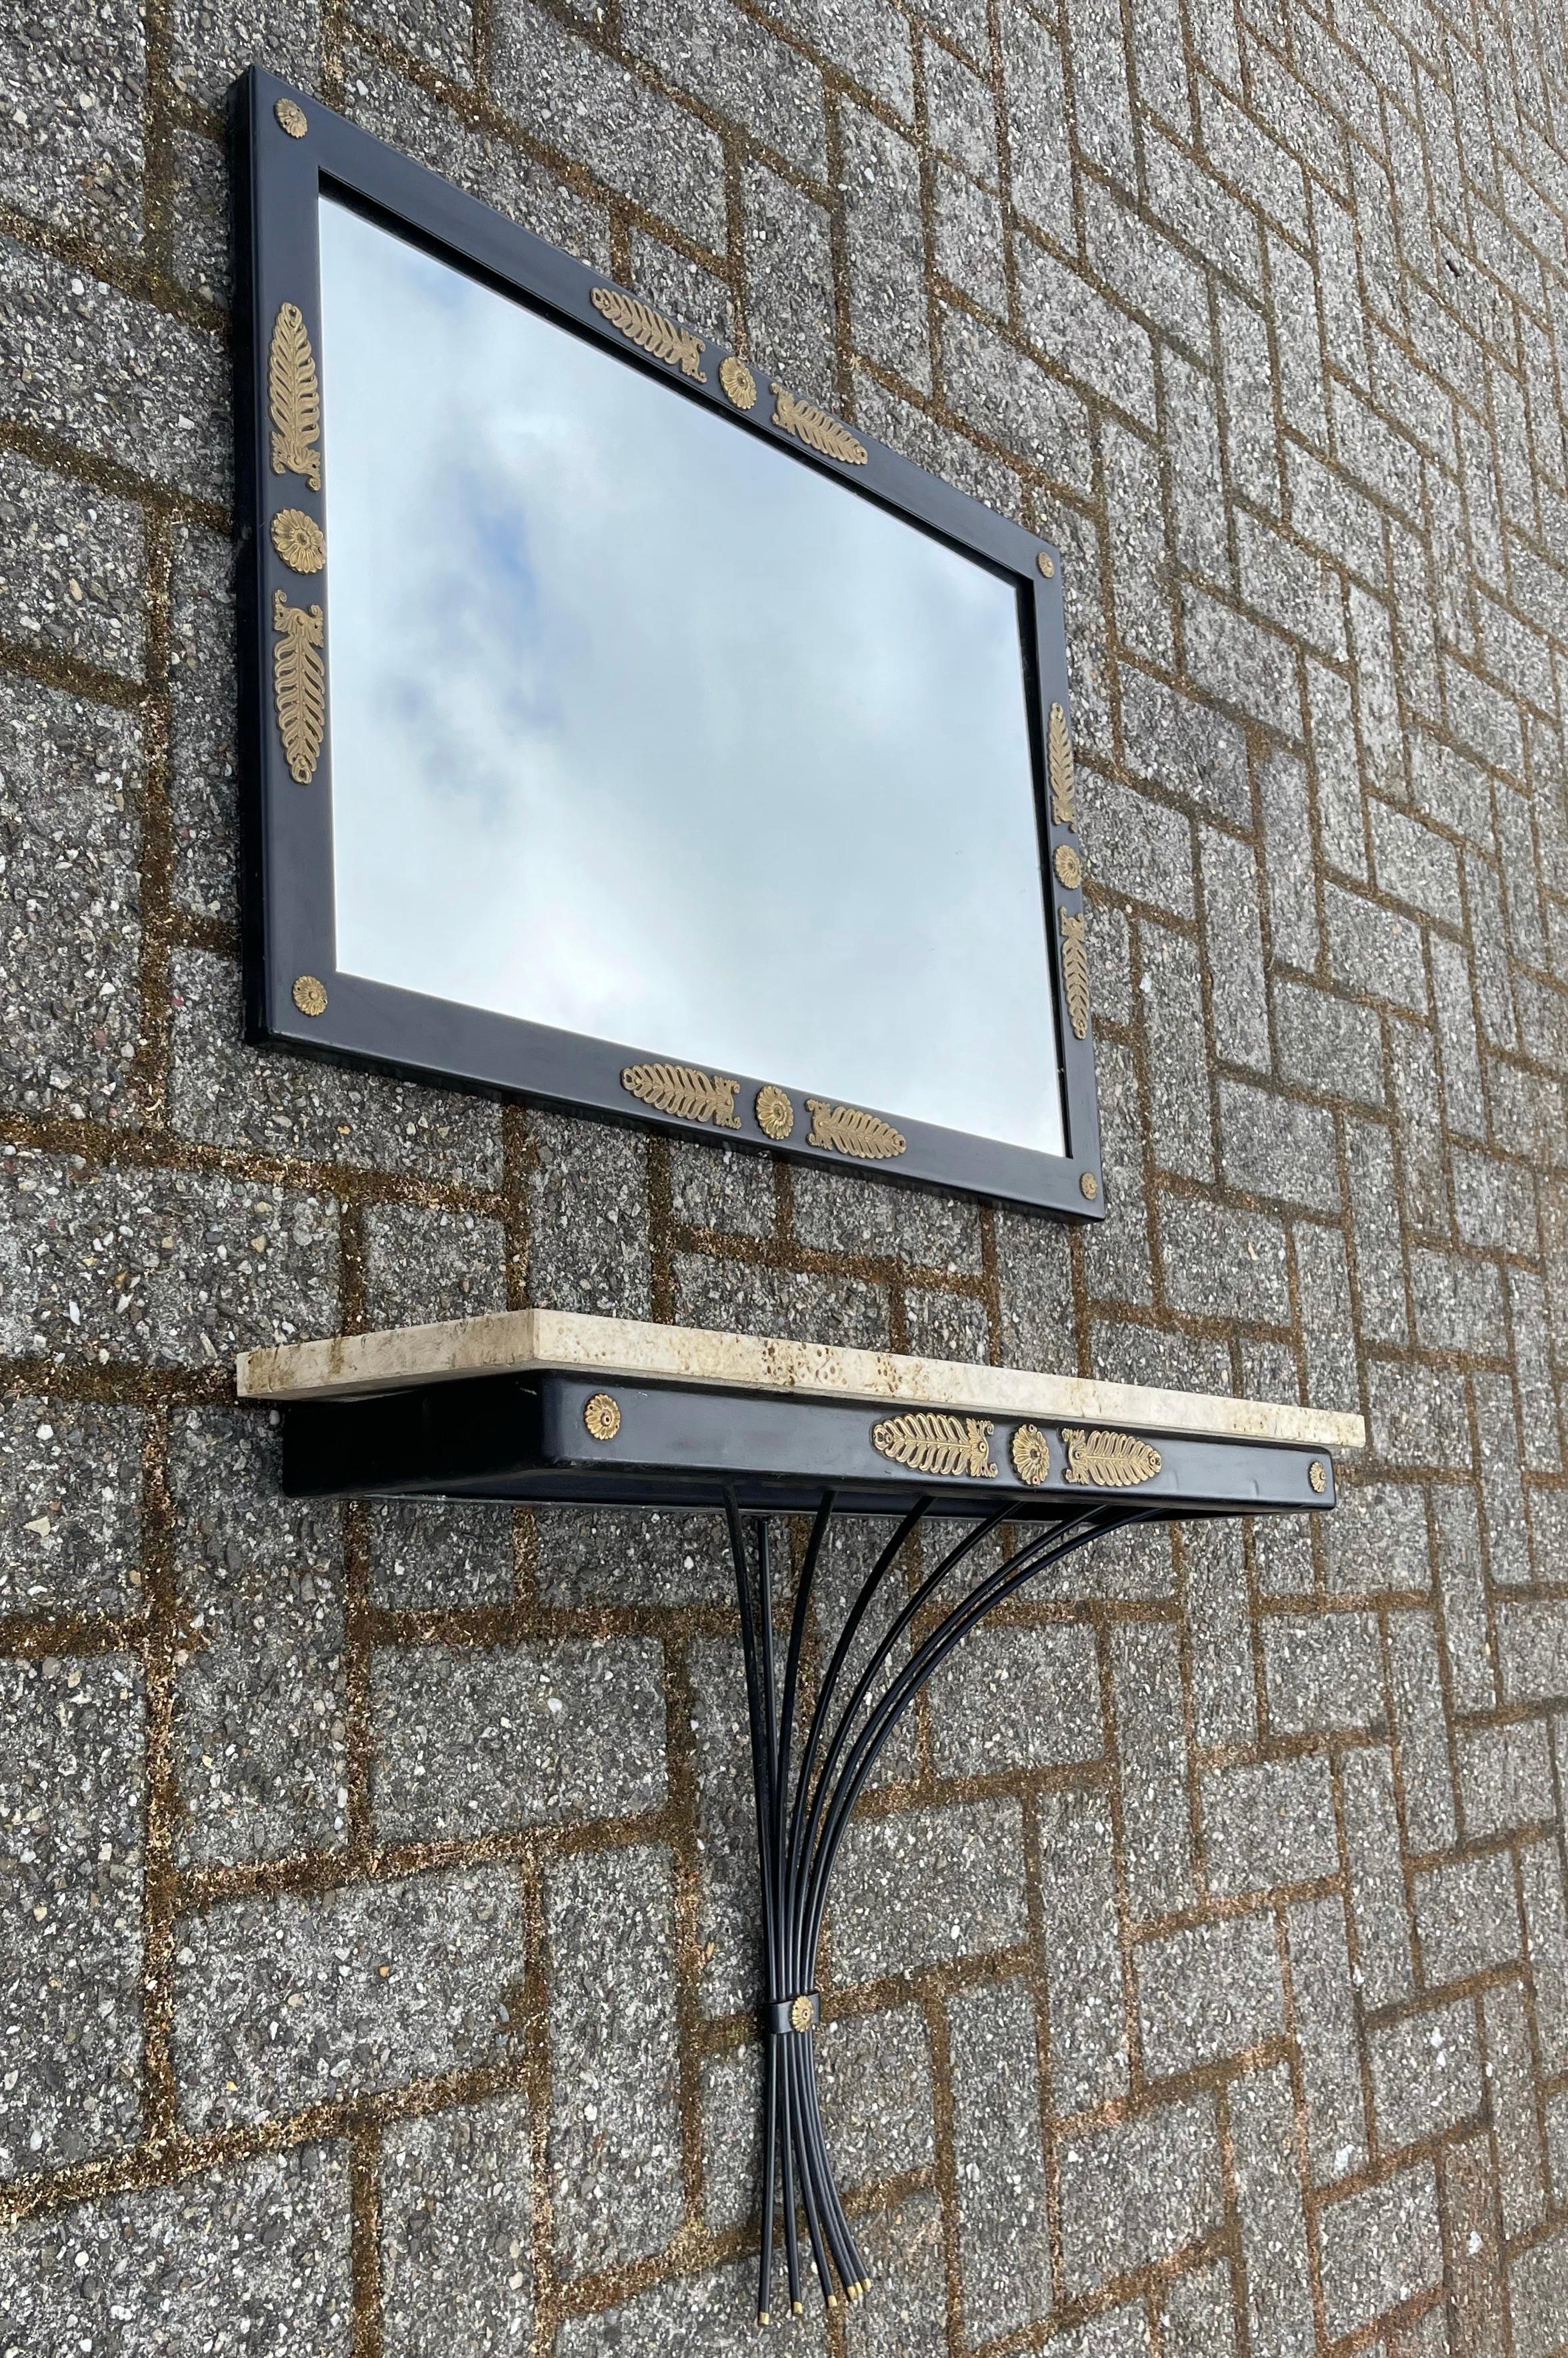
[233,71,1103,1215]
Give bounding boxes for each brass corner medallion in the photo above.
[591,285,705,381]
[269,302,322,489]
[1309,1459,1327,1493]
[719,355,757,410]
[291,973,327,1017]
[584,1392,622,1441]
[805,1099,905,1161]
[1063,1428,1161,1487]
[770,383,867,466]
[1059,911,1089,1041]
[1053,843,1083,891]
[1047,703,1075,830]
[789,1995,815,2033]
[755,1083,794,1140]
[871,1413,997,1480]
[1010,1425,1051,1486]
[1037,550,1055,579]
[621,1062,742,1129]
[275,97,308,137]
[272,591,326,783]
[1079,1171,1099,1201]
[270,507,325,573]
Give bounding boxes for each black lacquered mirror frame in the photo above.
[229,67,1105,1218]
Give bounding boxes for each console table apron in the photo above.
[239,1309,1363,2326]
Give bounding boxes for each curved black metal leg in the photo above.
[726,1487,1161,2323]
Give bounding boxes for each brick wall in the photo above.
[2,0,1568,2349]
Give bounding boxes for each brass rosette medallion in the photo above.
[1309,1459,1327,1493]
[1053,843,1083,890]
[719,355,758,409]
[271,508,325,573]
[1010,1425,1051,1486]
[789,1995,815,2033]
[1080,1172,1099,1201]
[275,97,308,136]
[755,1083,793,1140]
[583,1393,622,1441]
[1063,1429,1161,1487]
[291,974,327,1017]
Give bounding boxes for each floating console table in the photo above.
[239,1309,1363,2324]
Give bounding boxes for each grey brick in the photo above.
[1001,0,1073,245]
[0,1151,338,1368]
[0,1395,141,1616]
[1219,1082,1339,1211]
[769,0,913,113]
[1287,1895,1367,2180]
[1043,2307,1153,2358]
[674,1254,889,1348]
[1321,1486,1429,1597]
[0,2144,351,2355]
[1305,658,1370,881]
[1389,1019,1449,1236]
[1342,1745,1413,2006]
[1326,884,1427,1014]
[841,2191,948,2358]
[1202,1757,1339,1897]
[1037,1785,1129,2111]
[1159,1194,1291,1323]
[1415,1850,1519,1985]
[370,1639,665,1842]
[1112,1622,1195,1916]
[1273,976,1384,1105]
[0,671,140,1125]
[492,4,725,246]
[1236,512,1346,658]
[1120,667,1250,829]
[173,950,502,1184]
[1509,2223,1568,2358]
[793,1162,981,1271]
[927,1621,1101,1775]
[1103,417,1174,665]
[1081,773,1196,921]
[1137,1912,1283,2078]
[0,1657,142,2181]
[369,1499,516,1613]
[1510,1267,1561,1469]
[1161,2259,1237,2358]
[1065,0,1137,187]
[0,0,143,245]
[381,2095,534,2358]
[941,306,1093,493]
[1410,1248,1508,1355]
[1145,125,1262,291]
[360,1201,507,1330]
[1185,1519,1257,1747]
[1183,588,1297,730]
[1389,1613,1457,1851]
[546,1843,681,2275]
[1522,1837,1568,2073]
[1018,238,1156,425]
[1081,1041,1155,1308]
[1496,1601,1568,1705]
[0,447,144,679]
[995,1207,1076,1368]
[529,1111,651,1319]
[949,1980,1051,2338]
[934,166,1007,316]
[175,1865,524,2130]
[1371,801,1464,925]
[168,1409,345,1868]
[1163,347,1229,587]
[744,163,837,399]
[1369,1995,1483,2150]
[1346,1116,1409,1345]
[833,1799,1027,1981]
[1366,1363,1471,1469]
[1142,921,1213,1180]
[1294,1221,1357,1413]
[1459,1717,1555,1838]
[1453,1149,1537,1257]
[841,106,929,391]
[553,2257,761,2357]
[169,518,238,923]
[1058,2094,1223,2297]
[1201,831,1270,1070]
[1231,2061,1314,2358]
[1485,1976,1547,2235]
[1318,2165,1443,2340]
[0,234,227,501]
[1263,1611,1384,1735]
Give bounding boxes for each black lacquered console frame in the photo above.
[282,1371,1335,2323]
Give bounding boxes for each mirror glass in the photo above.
[317,198,1065,1155]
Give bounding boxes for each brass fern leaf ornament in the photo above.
[269,303,322,489]
[1063,1428,1162,1487]
[1047,703,1076,829]
[591,286,706,381]
[770,383,868,466]
[272,591,325,784]
[805,1099,906,1161]
[621,1062,742,1129]
[1059,910,1090,1042]
[872,1413,998,1480]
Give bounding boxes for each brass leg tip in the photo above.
[826,2293,837,2309]
[791,2301,803,2315]
[758,2313,769,2328]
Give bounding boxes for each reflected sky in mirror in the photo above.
[318,199,1064,1155]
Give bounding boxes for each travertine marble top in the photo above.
[237,1309,1365,1451]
